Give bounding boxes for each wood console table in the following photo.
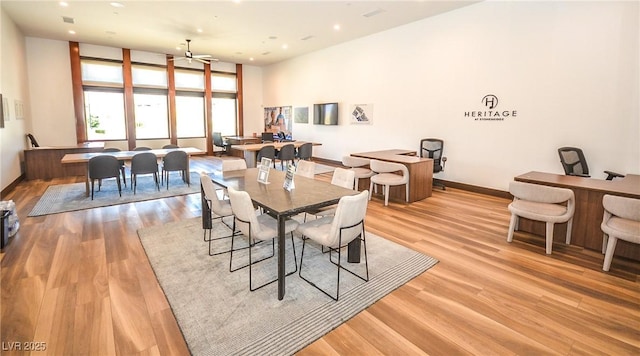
[351,149,433,203]
[24,142,105,180]
[515,171,640,261]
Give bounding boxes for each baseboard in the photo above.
[312,157,510,199]
[1,174,25,199]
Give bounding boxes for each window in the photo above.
[84,90,127,140]
[176,94,205,137]
[211,72,237,92]
[134,92,169,139]
[132,65,168,88]
[212,95,237,136]
[175,70,205,91]
[81,59,126,140]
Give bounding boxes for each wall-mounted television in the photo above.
[313,102,339,125]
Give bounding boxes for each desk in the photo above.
[515,171,640,261]
[230,141,321,167]
[24,142,105,180]
[351,150,434,203]
[209,168,358,300]
[61,147,205,196]
[224,136,261,145]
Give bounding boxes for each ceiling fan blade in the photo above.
[170,57,186,61]
[195,58,210,64]
[192,54,212,59]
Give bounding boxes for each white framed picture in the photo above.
[351,103,373,124]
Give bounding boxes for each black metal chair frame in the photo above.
[228,215,298,292]
[298,220,369,301]
[420,138,447,190]
[200,183,247,256]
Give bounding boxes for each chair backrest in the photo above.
[277,144,296,160]
[296,160,315,178]
[163,150,188,170]
[331,167,356,189]
[26,133,40,147]
[325,190,369,247]
[509,181,574,205]
[558,147,589,176]
[420,138,444,171]
[213,132,225,147]
[297,143,313,160]
[261,132,274,143]
[256,145,276,164]
[130,152,158,174]
[88,155,120,180]
[603,195,640,222]
[341,156,370,168]
[133,146,152,151]
[227,187,262,239]
[103,147,121,152]
[222,159,247,171]
[163,144,179,149]
[200,172,227,215]
[370,159,409,177]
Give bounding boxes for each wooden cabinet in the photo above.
[24,143,104,180]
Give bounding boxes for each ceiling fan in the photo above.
[170,39,217,64]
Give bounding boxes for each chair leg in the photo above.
[133,174,137,194]
[384,185,390,206]
[602,235,618,271]
[116,175,122,197]
[507,214,518,242]
[565,217,573,244]
[354,177,359,190]
[405,183,409,203]
[91,179,95,200]
[602,233,608,254]
[545,222,555,254]
[368,181,374,200]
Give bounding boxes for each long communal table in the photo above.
[61,147,205,196]
[229,141,321,167]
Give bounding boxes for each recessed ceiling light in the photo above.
[176,46,181,50]
[249,57,254,61]
[282,44,288,50]
[197,28,203,33]
[334,24,341,31]
[110,2,125,8]
[59,1,69,7]
[68,30,76,34]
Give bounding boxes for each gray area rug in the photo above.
[138,217,438,355]
[28,172,201,216]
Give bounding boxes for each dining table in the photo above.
[61,147,205,196]
[229,141,321,167]
[208,167,359,300]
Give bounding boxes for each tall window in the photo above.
[81,60,126,140]
[211,72,238,136]
[132,64,169,139]
[175,69,205,138]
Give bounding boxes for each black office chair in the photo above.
[26,133,40,147]
[420,138,447,190]
[213,132,228,156]
[261,132,275,143]
[558,147,624,181]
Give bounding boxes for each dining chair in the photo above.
[130,152,160,194]
[601,194,640,271]
[88,155,122,200]
[162,144,179,149]
[227,187,299,291]
[341,156,375,190]
[296,190,369,300]
[305,168,355,220]
[295,160,315,179]
[369,159,409,206]
[256,145,276,168]
[276,143,296,170]
[296,142,313,161]
[507,181,575,254]
[133,146,152,151]
[161,150,189,189]
[200,172,244,256]
[103,147,127,187]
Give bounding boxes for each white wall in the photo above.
[261,1,639,190]
[0,8,30,192]
[242,64,264,137]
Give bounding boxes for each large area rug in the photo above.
[138,217,438,355]
[28,172,201,217]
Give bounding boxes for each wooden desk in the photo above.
[208,168,358,300]
[515,171,640,261]
[351,150,433,203]
[230,141,321,167]
[62,147,205,196]
[24,142,105,180]
[224,136,261,145]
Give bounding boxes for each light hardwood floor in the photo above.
[1,156,639,355]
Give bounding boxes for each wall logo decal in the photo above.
[464,94,517,121]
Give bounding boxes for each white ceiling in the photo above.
[2,1,478,66]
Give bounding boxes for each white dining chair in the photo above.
[342,156,375,190]
[369,159,409,206]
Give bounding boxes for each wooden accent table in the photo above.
[515,171,640,261]
[351,149,433,203]
[24,142,105,180]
